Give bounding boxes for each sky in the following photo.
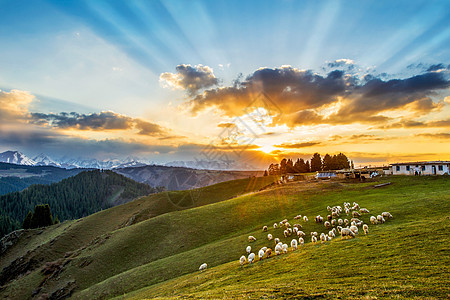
[1,0,449,169]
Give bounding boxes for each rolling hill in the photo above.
[0,175,448,299]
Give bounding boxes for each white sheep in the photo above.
[246,245,251,254]
[360,208,370,214]
[320,233,327,243]
[338,218,343,226]
[267,233,273,240]
[331,219,336,226]
[298,237,304,246]
[283,230,289,238]
[341,228,356,239]
[248,236,256,242]
[293,227,298,234]
[291,239,298,250]
[311,236,318,243]
[328,230,335,238]
[382,212,393,219]
[261,246,267,252]
[262,225,268,232]
[240,255,246,265]
[344,219,349,226]
[324,221,331,229]
[370,216,378,224]
[350,225,358,235]
[337,226,342,234]
[303,216,308,222]
[275,244,282,255]
[297,230,305,237]
[248,253,256,263]
[264,248,272,258]
[377,215,385,224]
[282,243,288,253]
[363,224,369,235]
[258,249,265,259]
[199,263,208,271]
[294,214,302,220]
[273,223,278,229]
[274,237,280,244]
[352,211,361,217]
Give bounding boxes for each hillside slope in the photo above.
[0,175,278,299]
[0,176,448,299]
[0,170,154,237]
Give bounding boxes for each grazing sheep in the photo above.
[273,223,278,229]
[352,211,361,218]
[240,255,246,265]
[370,216,378,224]
[275,238,280,244]
[351,221,356,227]
[324,221,331,229]
[291,239,298,250]
[350,225,359,235]
[320,233,327,243]
[261,246,267,252]
[282,243,288,254]
[327,215,332,221]
[311,236,318,243]
[311,231,318,237]
[248,236,256,242]
[338,218,343,226]
[299,237,304,246]
[337,226,342,234]
[294,215,302,220]
[315,215,324,223]
[341,228,356,239]
[382,212,393,219]
[246,246,251,254]
[285,222,291,228]
[377,215,385,224]
[283,230,289,238]
[199,263,208,271]
[328,230,335,238]
[351,218,361,223]
[248,253,256,263]
[332,211,339,218]
[264,248,272,258]
[363,224,369,235]
[356,221,364,227]
[262,225,268,232]
[293,227,298,234]
[327,206,332,211]
[275,243,282,255]
[345,207,350,215]
[332,228,337,235]
[360,208,370,214]
[303,216,309,222]
[352,202,360,210]
[267,233,273,240]
[294,224,303,229]
[297,230,306,237]
[258,249,265,259]
[344,219,349,226]
[331,219,336,226]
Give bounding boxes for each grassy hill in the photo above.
[0,175,448,299]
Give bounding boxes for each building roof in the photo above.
[390,161,450,166]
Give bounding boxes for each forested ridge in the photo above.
[0,170,156,237]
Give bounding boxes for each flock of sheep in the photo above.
[199,202,393,271]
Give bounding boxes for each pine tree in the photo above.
[310,153,322,172]
[22,211,32,229]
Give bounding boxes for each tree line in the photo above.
[265,152,352,175]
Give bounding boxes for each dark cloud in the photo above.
[275,142,321,148]
[327,59,355,70]
[426,63,446,72]
[185,64,449,128]
[415,133,450,139]
[377,118,450,129]
[30,111,167,136]
[160,64,219,95]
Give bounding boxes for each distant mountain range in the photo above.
[0,150,253,171]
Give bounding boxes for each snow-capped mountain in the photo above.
[0,151,37,166]
[115,160,148,169]
[33,153,61,167]
[164,160,256,170]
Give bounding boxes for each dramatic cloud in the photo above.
[30,111,167,136]
[327,58,356,69]
[0,89,34,121]
[275,142,321,148]
[160,64,219,95]
[182,64,450,128]
[377,118,450,129]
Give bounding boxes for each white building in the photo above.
[390,161,450,175]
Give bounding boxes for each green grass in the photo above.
[1,176,449,299]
